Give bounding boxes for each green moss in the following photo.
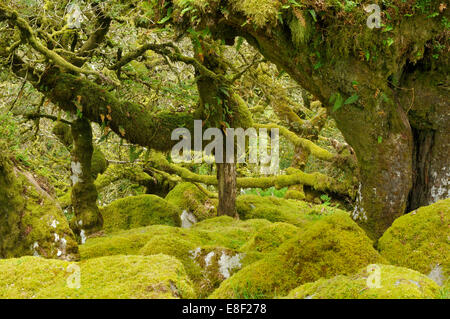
[70,118,103,238]
[288,10,312,48]
[210,212,384,298]
[79,225,192,259]
[378,198,450,286]
[230,0,281,28]
[192,216,272,249]
[284,189,306,201]
[80,217,271,260]
[236,194,346,226]
[91,147,108,179]
[240,222,299,253]
[58,191,72,212]
[0,151,78,261]
[165,182,217,221]
[79,218,270,297]
[101,195,181,233]
[52,121,72,147]
[190,246,246,296]
[285,264,440,299]
[139,234,247,297]
[0,255,195,298]
[52,121,107,180]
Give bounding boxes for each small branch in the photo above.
[23,113,72,125]
[0,5,117,85]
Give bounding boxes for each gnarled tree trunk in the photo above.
[169,1,448,238]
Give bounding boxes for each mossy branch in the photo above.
[0,5,116,85]
[39,71,195,152]
[254,123,335,162]
[109,42,227,82]
[23,113,72,125]
[147,153,354,197]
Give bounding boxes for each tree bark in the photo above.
[217,161,238,217]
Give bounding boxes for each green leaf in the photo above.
[378,136,383,144]
[313,61,322,70]
[309,9,317,22]
[158,8,173,24]
[236,37,244,52]
[332,93,344,112]
[344,94,359,105]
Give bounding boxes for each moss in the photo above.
[80,217,271,260]
[236,194,346,226]
[52,121,107,180]
[165,182,217,221]
[285,264,440,299]
[240,222,299,253]
[79,225,193,259]
[288,10,312,48]
[210,212,384,298]
[378,198,450,286]
[91,147,108,179]
[191,216,272,249]
[284,189,306,201]
[79,218,270,297]
[190,246,245,296]
[139,235,246,297]
[0,152,79,261]
[0,255,195,298]
[58,190,71,209]
[139,234,202,282]
[70,118,103,238]
[229,0,281,28]
[52,121,73,147]
[101,195,181,233]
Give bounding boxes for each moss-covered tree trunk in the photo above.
[70,118,103,241]
[194,40,239,217]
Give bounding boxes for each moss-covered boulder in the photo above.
[0,255,195,298]
[165,182,217,225]
[0,152,78,261]
[191,216,272,250]
[285,264,440,299]
[101,194,181,233]
[210,212,384,298]
[240,222,299,253]
[80,225,192,259]
[80,217,269,297]
[190,246,246,295]
[236,194,346,227]
[80,216,271,260]
[378,198,450,287]
[139,235,246,297]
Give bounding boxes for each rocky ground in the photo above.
[0,179,448,299]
